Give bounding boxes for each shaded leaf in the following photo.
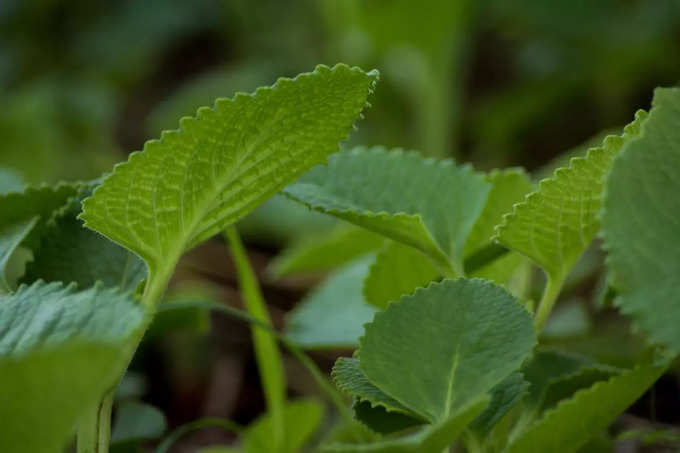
[111,401,167,444]
[469,372,528,437]
[286,257,377,349]
[363,241,439,309]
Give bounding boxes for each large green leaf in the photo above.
[0,184,79,286]
[602,87,680,351]
[494,110,648,284]
[23,195,146,292]
[81,64,378,285]
[269,225,384,278]
[359,279,535,423]
[284,147,490,275]
[286,257,377,349]
[363,241,439,309]
[0,281,146,453]
[507,358,666,453]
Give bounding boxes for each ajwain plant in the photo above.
[0,63,678,453]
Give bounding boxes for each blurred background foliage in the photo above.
[2,0,680,451]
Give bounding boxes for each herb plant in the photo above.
[0,62,678,453]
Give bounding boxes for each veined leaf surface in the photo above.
[494,110,648,283]
[602,87,680,351]
[359,279,534,423]
[81,64,378,283]
[284,147,490,275]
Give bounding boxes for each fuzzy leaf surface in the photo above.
[332,357,414,416]
[602,88,680,351]
[0,184,79,284]
[286,257,377,349]
[23,195,146,292]
[284,147,490,274]
[359,279,534,423]
[507,358,666,453]
[363,241,439,309]
[81,64,377,278]
[494,110,647,282]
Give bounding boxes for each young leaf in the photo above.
[284,147,490,275]
[602,87,680,351]
[359,279,535,423]
[0,184,79,286]
[286,257,377,349]
[507,358,667,453]
[494,110,648,326]
[363,241,439,309]
[269,225,384,278]
[23,195,146,292]
[0,281,146,453]
[80,64,378,288]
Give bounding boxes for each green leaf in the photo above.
[284,147,490,275]
[0,281,146,453]
[359,279,535,424]
[352,401,424,435]
[81,64,378,286]
[332,357,415,416]
[363,241,439,309]
[507,358,666,453]
[494,110,648,284]
[286,257,378,349]
[469,372,528,437]
[111,401,167,444]
[323,397,489,453]
[269,225,384,278]
[602,87,680,351]
[0,184,79,286]
[23,195,146,292]
[464,169,533,258]
[0,343,131,453]
[243,399,323,453]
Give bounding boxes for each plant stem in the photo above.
[225,226,286,452]
[158,299,363,440]
[533,274,564,332]
[77,390,114,453]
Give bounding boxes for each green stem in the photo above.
[534,274,564,332]
[225,227,286,452]
[158,300,363,440]
[77,390,114,453]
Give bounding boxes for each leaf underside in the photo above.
[494,110,648,282]
[81,64,378,278]
[284,147,490,274]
